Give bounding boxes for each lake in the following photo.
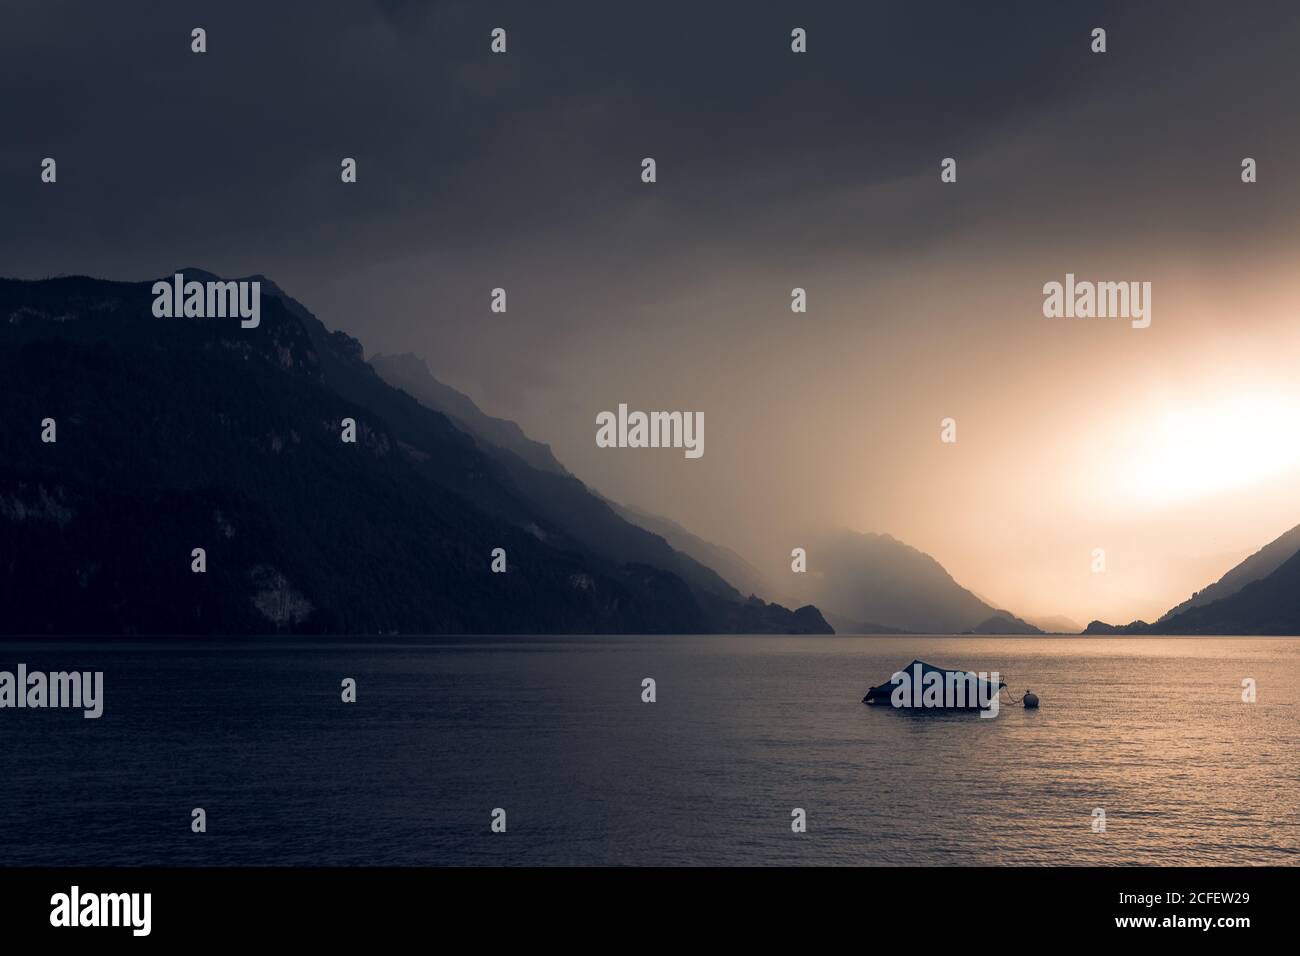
[0,636,1296,865]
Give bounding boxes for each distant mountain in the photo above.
[964,614,1044,635]
[0,272,829,635]
[1082,620,1132,635]
[716,596,835,635]
[1085,521,1300,636]
[1025,614,1082,634]
[785,530,1038,634]
[819,611,911,635]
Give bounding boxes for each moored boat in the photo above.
[862,659,1005,711]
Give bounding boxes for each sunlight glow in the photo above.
[1116,389,1300,507]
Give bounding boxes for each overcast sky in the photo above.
[5,1,1300,624]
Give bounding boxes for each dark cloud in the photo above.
[4,0,1294,367]
[1,0,1177,278]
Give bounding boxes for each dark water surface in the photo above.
[1,636,1296,865]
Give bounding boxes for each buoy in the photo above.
[1023,690,1039,709]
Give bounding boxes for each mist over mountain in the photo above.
[0,272,829,635]
[366,339,781,610]
[1085,521,1300,635]
[357,350,1064,637]
[602,498,773,601]
[816,611,911,636]
[370,352,567,476]
[783,530,1039,634]
[1025,614,1083,635]
[367,348,1047,638]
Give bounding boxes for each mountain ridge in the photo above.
[1158,523,1300,622]
[370,351,568,477]
[1085,523,1300,635]
[783,529,1041,634]
[0,271,830,635]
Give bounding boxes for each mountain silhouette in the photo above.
[0,272,830,635]
[1158,522,1300,622]
[964,614,1044,635]
[1148,548,1300,634]
[783,529,1038,634]
[1085,521,1300,635]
